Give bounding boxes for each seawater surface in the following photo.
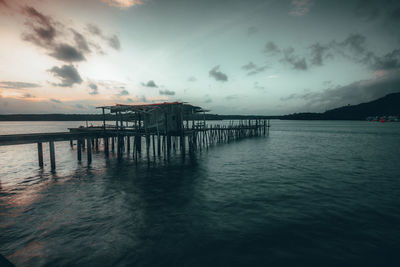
[0,120,400,266]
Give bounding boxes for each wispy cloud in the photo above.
[247,26,258,36]
[281,47,308,70]
[0,81,40,89]
[241,61,268,75]
[86,23,121,51]
[187,76,197,82]
[289,0,312,16]
[50,98,62,103]
[101,0,143,9]
[89,83,99,95]
[264,41,280,54]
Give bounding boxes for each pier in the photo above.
[0,102,270,170]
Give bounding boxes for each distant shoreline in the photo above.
[1,92,398,122]
[0,114,280,121]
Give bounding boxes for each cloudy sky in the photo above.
[0,0,399,115]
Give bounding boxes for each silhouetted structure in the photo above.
[0,102,270,170]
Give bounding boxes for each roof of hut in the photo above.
[97,102,208,114]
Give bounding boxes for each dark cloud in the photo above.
[87,23,121,50]
[50,43,86,62]
[119,89,129,96]
[159,89,175,96]
[281,47,308,70]
[209,65,228,82]
[372,49,400,70]
[20,7,120,68]
[87,23,102,36]
[50,98,62,103]
[338,33,367,55]
[264,41,280,54]
[187,76,197,82]
[247,26,258,36]
[72,29,90,53]
[49,65,83,87]
[0,0,8,7]
[0,81,40,89]
[22,6,57,47]
[108,34,121,50]
[142,80,158,87]
[89,83,98,95]
[281,70,400,110]
[309,42,331,66]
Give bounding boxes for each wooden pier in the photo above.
[0,102,270,170]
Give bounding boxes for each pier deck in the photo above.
[1,101,270,170]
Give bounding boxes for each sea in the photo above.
[0,120,399,266]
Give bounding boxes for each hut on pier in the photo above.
[98,102,207,135]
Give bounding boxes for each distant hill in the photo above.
[281,92,400,120]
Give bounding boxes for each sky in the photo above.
[0,0,400,115]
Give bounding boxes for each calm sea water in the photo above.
[0,120,400,266]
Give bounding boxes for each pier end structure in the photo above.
[97,102,207,135]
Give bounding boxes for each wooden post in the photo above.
[70,140,73,148]
[111,137,115,153]
[117,135,122,159]
[77,139,82,161]
[102,107,106,130]
[152,134,156,159]
[87,138,92,164]
[37,142,43,168]
[49,141,56,170]
[104,137,109,157]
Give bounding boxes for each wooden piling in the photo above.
[87,138,92,164]
[77,139,82,161]
[37,142,43,168]
[104,137,109,157]
[49,141,56,170]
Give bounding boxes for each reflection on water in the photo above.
[1,120,400,266]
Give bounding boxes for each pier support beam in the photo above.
[87,138,92,164]
[104,137,109,157]
[49,141,56,170]
[77,139,82,161]
[37,142,43,168]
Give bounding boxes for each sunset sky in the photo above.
[0,0,399,115]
